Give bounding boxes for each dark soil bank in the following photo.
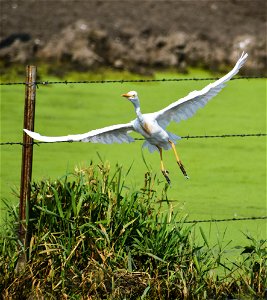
[0,0,266,74]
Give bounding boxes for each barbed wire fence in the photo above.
[1,133,266,146]
[1,66,266,252]
[181,216,267,224]
[0,75,267,86]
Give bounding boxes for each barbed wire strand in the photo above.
[182,216,267,224]
[0,75,266,86]
[0,133,266,146]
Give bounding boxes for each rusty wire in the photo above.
[182,215,267,224]
[0,133,266,146]
[0,75,266,86]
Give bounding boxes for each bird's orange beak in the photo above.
[121,93,130,98]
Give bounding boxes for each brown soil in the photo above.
[0,0,266,75]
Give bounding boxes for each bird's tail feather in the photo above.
[167,131,181,144]
[142,141,158,153]
[142,132,181,153]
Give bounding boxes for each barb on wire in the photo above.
[182,216,267,224]
[181,133,267,139]
[0,75,266,86]
[134,133,267,141]
[0,141,26,146]
[0,133,266,146]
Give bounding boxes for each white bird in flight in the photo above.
[24,52,248,184]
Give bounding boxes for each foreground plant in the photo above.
[0,162,266,299]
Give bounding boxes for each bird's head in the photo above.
[121,91,140,108]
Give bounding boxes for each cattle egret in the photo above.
[24,52,248,184]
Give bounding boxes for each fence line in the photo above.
[3,65,265,269]
[1,133,266,146]
[0,75,266,86]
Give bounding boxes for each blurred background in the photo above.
[0,0,266,76]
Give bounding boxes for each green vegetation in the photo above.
[1,163,266,299]
[1,69,266,246]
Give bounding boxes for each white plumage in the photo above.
[24,52,248,183]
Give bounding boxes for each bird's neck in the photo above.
[135,106,144,123]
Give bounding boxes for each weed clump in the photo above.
[0,163,266,299]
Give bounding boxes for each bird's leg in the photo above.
[157,146,171,185]
[168,141,189,179]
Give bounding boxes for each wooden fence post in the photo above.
[16,65,37,271]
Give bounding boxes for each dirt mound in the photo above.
[0,0,266,75]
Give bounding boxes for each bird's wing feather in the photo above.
[152,52,248,128]
[24,122,135,144]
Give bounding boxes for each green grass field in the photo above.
[1,70,266,250]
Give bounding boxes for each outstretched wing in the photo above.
[152,52,248,128]
[24,122,135,144]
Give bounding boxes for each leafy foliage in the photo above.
[0,163,266,299]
